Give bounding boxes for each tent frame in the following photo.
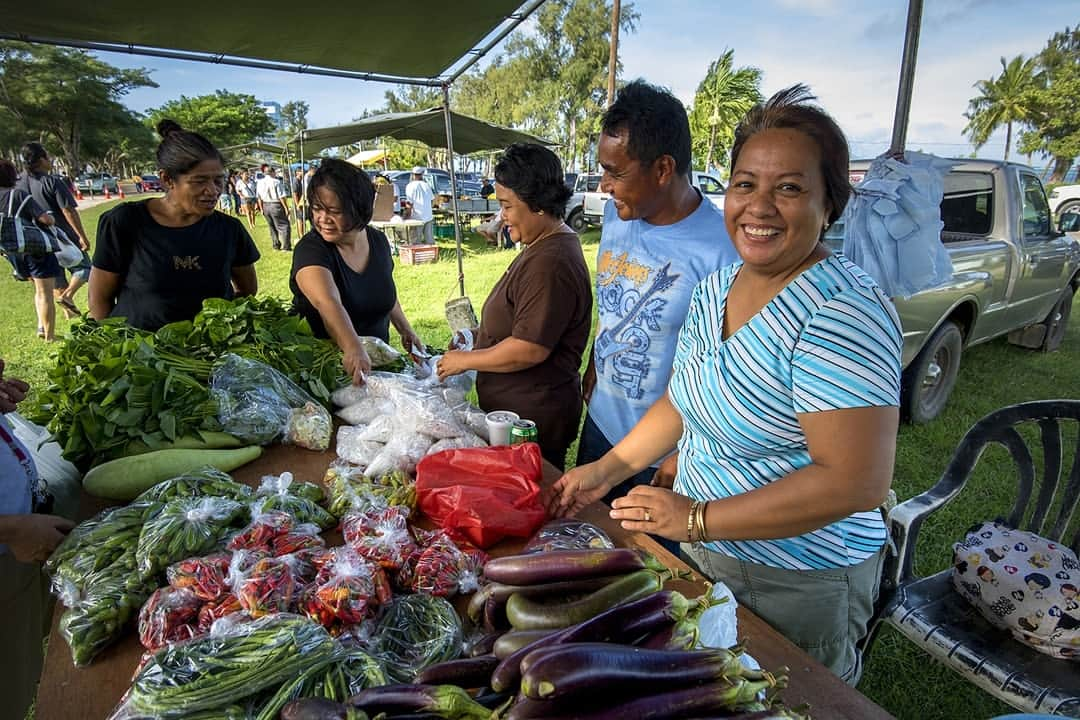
[3,0,925,296]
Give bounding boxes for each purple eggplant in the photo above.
[506,568,671,630]
[347,683,490,720]
[520,642,746,700]
[415,655,500,688]
[482,549,663,585]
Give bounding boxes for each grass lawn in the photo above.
[6,198,1079,720]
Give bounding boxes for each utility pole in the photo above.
[606,0,621,107]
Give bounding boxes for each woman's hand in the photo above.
[400,328,425,356]
[3,514,75,563]
[546,462,612,518]
[342,340,372,385]
[0,359,29,413]
[610,485,694,542]
[436,350,471,381]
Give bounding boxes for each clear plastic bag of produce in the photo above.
[252,472,336,530]
[372,594,463,683]
[301,546,393,629]
[133,467,253,507]
[523,519,616,554]
[46,502,151,606]
[138,586,203,651]
[359,335,402,368]
[60,572,155,666]
[383,384,465,439]
[335,426,384,467]
[400,531,488,597]
[342,506,417,570]
[356,415,395,443]
[427,434,487,455]
[136,495,247,576]
[227,510,296,552]
[232,554,307,618]
[167,552,233,601]
[195,592,244,635]
[453,406,489,441]
[336,396,393,426]
[272,523,326,557]
[250,644,386,720]
[111,613,337,720]
[325,462,416,517]
[364,430,434,478]
[331,381,369,408]
[210,353,331,450]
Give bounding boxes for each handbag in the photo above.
[0,192,61,257]
[51,226,85,268]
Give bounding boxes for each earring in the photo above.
[538,210,544,216]
[823,220,830,231]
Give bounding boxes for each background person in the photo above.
[437,144,591,469]
[0,357,76,720]
[290,159,422,385]
[575,80,738,550]
[89,119,259,331]
[1,159,59,341]
[257,165,292,251]
[405,166,435,244]
[17,142,92,319]
[235,169,257,229]
[550,86,902,683]
[292,167,306,238]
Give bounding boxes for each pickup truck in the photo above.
[564,170,725,233]
[1049,183,1080,218]
[826,159,1080,423]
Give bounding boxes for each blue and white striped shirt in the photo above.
[669,253,902,571]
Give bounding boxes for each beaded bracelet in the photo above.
[687,500,700,542]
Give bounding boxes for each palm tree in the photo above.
[689,50,762,172]
[963,55,1040,161]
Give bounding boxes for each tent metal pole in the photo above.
[442,84,465,297]
[889,0,923,157]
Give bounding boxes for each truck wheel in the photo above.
[567,209,586,233]
[1040,286,1074,352]
[902,321,962,424]
[1057,200,1080,218]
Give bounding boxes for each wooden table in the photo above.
[35,444,893,720]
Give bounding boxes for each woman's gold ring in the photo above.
[643,509,652,523]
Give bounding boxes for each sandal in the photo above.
[37,327,45,339]
[56,296,80,318]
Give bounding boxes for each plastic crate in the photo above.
[399,244,439,265]
[434,223,455,239]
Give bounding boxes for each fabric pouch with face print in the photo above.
[951,520,1080,660]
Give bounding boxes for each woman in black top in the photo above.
[290,159,422,385]
[89,120,259,331]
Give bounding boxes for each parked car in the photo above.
[76,173,119,195]
[825,159,1080,423]
[134,174,162,192]
[1048,183,1080,218]
[564,170,725,233]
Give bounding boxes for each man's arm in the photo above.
[61,207,90,250]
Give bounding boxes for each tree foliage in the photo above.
[963,54,1040,161]
[278,100,309,145]
[1017,25,1080,181]
[687,49,762,174]
[145,90,275,150]
[0,41,157,173]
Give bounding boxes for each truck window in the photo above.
[698,175,724,194]
[940,172,993,236]
[1019,173,1051,238]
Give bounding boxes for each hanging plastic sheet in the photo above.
[841,151,956,298]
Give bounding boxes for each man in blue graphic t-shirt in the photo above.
[577,80,738,545]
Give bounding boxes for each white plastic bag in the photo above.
[331,383,369,408]
[336,397,393,426]
[358,415,396,443]
[336,427,384,468]
[427,434,487,455]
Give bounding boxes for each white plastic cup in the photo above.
[485,410,520,446]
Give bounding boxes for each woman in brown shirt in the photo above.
[437,144,592,468]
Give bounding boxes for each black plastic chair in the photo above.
[866,400,1080,716]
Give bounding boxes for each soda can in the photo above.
[510,419,538,445]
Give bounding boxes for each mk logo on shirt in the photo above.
[173,255,202,271]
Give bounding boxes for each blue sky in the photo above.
[99,0,1076,164]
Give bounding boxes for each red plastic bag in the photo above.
[415,443,547,548]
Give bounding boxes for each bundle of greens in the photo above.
[29,297,347,470]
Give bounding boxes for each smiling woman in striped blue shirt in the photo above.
[550,85,902,683]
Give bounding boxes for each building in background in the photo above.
[259,100,284,144]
